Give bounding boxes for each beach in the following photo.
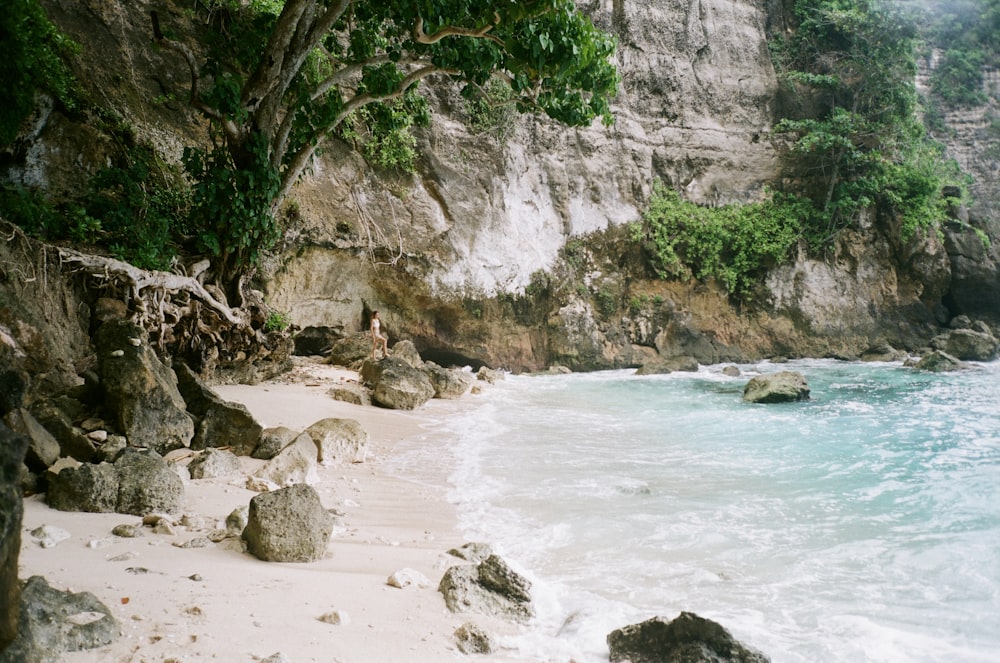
[17,359,522,663]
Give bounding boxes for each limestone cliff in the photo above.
[3,0,999,373]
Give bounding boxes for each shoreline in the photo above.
[17,359,527,663]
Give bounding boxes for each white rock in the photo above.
[31,525,71,548]
[386,568,430,589]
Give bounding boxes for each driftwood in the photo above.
[57,248,244,326]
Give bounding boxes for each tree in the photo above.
[153,0,619,291]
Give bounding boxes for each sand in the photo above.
[17,359,525,663]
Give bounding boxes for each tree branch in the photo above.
[413,15,505,48]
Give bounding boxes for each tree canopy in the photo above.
[154,0,619,287]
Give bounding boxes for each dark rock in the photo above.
[252,427,299,460]
[742,371,810,403]
[454,622,494,654]
[46,462,119,513]
[607,612,770,663]
[292,325,343,357]
[243,484,333,562]
[0,368,27,416]
[175,363,262,455]
[29,402,96,463]
[187,448,242,479]
[362,358,435,410]
[914,350,965,372]
[0,575,118,663]
[113,448,184,516]
[423,362,474,399]
[304,418,369,464]
[94,320,193,454]
[0,421,28,649]
[930,328,999,361]
[4,408,60,472]
[438,554,533,624]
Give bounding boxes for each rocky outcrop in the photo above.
[303,418,369,465]
[607,612,770,663]
[94,321,193,455]
[242,484,333,563]
[438,554,534,624]
[743,371,810,403]
[930,328,999,362]
[175,363,262,455]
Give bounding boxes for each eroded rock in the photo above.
[304,418,369,465]
[607,612,770,663]
[438,554,533,624]
[742,371,810,404]
[242,484,333,562]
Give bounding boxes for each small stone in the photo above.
[31,524,71,548]
[188,574,203,582]
[87,537,116,549]
[173,537,212,549]
[318,610,350,626]
[80,418,105,432]
[128,337,142,346]
[207,529,229,542]
[112,524,143,538]
[108,551,137,562]
[152,521,177,536]
[110,350,125,357]
[387,568,430,589]
[87,429,109,443]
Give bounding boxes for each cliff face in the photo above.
[4,0,999,371]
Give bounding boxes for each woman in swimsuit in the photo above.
[370,310,389,359]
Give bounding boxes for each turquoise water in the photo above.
[407,360,1000,662]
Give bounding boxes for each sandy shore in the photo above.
[17,359,525,663]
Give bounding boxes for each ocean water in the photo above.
[395,360,1000,662]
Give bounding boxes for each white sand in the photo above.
[17,359,526,662]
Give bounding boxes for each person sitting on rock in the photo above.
[370,310,389,360]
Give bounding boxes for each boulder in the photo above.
[0,421,28,649]
[292,325,343,357]
[454,622,494,655]
[114,448,185,516]
[423,362,474,399]
[253,432,319,487]
[188,448,242,479]
[175,363,262,455]
[46,462,119,513]
[447,542,495,564]
[324,333,373,367]
[326,385,370,406]
[914,350,965,372]
[742,371,810,403]
[304,418,369,465]
[0,575,118,663]
[721,365,741,377]
[363,358,435,410]
[252,426,300,460]
[438,554,533,624]
[4,408,60,472]
[29,402,96,463]
[389,339,424,368]
[607,612,770,663]
[636,356,699,376]
[859,343,906,362]
[242,484,333,562]
[94,320,193,454]
[930,328,999,361]
[476,367,505,384]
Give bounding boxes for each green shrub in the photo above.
[264,311,291,332]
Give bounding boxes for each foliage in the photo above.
[771,0,963,244]
[631,183,812,300]
[264,310,291,332]
[930,49,986,107]
[0,0,79,148]
[156,0,619,286]
[464,79,518,146]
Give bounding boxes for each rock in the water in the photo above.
[304,418,369,465]
[423,362,474,399]
[0,420,28,649]
[721,365,741,377]
[114,448,185,516]
[363,358,435,410]
[175,363,263,455]
[636,356,700,375]
[253,432,319,487]
[0,575,118,663]
[930,328,999,361]
[187,448,242,479]
[742,371,810,403]
[914,350,965,372]
[859,343,906,362]
[607,612,770,663]
[438,554,533,624]
[454,622,494,655]
[252,426,300,460]
[47,462,119,513]
[476,367,504,384]
[94,320,193,454]
[242,484,333,562]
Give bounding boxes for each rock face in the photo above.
[174,363,263,455]
[94,321,193,454]
[0,362,29,650]
[743,371,810,404]
[0,575,118,663]
[242,484,334,562]
[607,612,770,663]
[438,554,534,624]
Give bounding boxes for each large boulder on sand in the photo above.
[304,418,369,465]
[252,432,319,487]
[175,363,262,455]
[742,371,810,404]
[242,484,333,562]
[47,462,119,513]
[113,448,185,516]
[438,554,533,624]
[607,612,770,663]
[94,320,193,454]
[362,358,435,410]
